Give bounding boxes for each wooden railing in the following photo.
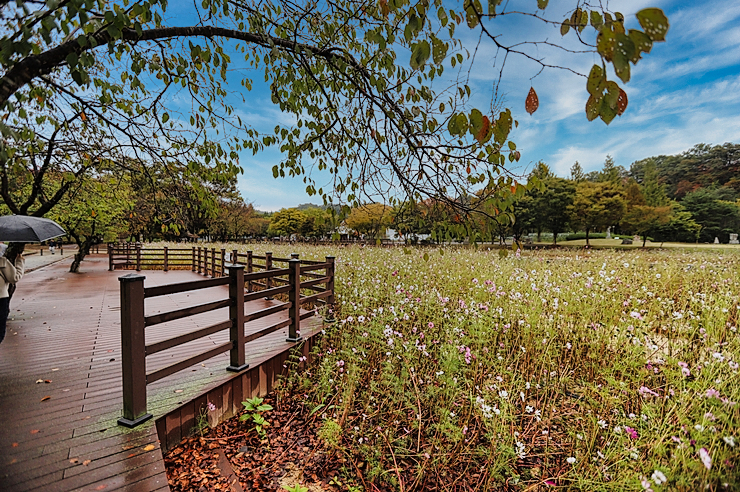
[115,246,335,428]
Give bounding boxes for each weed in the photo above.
[240,397,273,440]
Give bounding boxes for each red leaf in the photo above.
[525,87,539,115]
[475,115,490,143]
[40,396,51,402]
[617,89,628,115]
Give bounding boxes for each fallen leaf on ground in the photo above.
[52,368,59,371]
[144,444,155,452]
[35,379,44,384]
[12,442,18,447]
[83,460,92,466]
[70,458,79,464]
[95,485,107,490]
[40,396,51,402]
[30,430,39,434]
[44,379,52,383]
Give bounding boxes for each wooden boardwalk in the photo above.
[0,254,323,491]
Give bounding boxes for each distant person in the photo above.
[0,252,25,343]
[49,240,55,255]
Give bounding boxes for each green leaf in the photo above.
[636,8,669,42]
[585,94,600,121]
[590,10,603,30]
[423,252,429,262]
[465,0,482,29]
[431,36,447,65]
[596,29,615,61]
[469,108,483,135]
[586,64,606,96]
[628,29,653,60]
[599,97,617,125]
[560,19,570,36]
[537,0,548,9]
[162,112,169,123]
[488,0,502,15]
[410,41,430,70]
[612,33,634,83]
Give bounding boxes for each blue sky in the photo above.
[170,0,740,211]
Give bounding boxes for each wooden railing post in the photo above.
[291,253,299,260]
[203,248,209,277]
[220,248,226,277]
[118,273,152,427]
[198,247,203,274]
[211,248,217,278]
[325,256,336,322]
[232,249,238,266]
[163,246,169,272]
[246,251,253,292]
[287,259,302,343]
[227,264,248,372]
[265,252,273,299]
[135,243,142,271]
[108,244,114,271]
[192,246,196,272]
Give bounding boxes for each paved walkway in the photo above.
[0,254,322,491]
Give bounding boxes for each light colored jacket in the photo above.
[0,256,24,298]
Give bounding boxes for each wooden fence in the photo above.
[112,244,335,427]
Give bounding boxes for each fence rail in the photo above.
[113,243,335,428]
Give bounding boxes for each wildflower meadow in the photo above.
[184,244,740,490]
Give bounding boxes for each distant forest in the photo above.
[629,143,740,200]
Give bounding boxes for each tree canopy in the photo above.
[1,0,669,237]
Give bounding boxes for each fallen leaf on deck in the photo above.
[12,442,18,447]
[45,379,52,383]
[52,368,59,371]
[35,379,44,384]
[70,458,79,464]
[83,460,91,466]
[95,485,107,490]
[144,444,156,452]
[30,429,39,434]
[40,396,51,402]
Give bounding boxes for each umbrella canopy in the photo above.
[0,215,66,242]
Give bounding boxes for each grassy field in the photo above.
[165,243,740,490]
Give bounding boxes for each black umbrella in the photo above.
[0,215,66,242]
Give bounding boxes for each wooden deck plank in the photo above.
[0,254,325,491]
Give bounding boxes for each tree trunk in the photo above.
[70,237,95,273]
[642,234,647,247]
[585,228,590,247]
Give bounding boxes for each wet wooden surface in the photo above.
[0,254,323,491]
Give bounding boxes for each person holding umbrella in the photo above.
[0,215,66,343]
[0,252,24,343]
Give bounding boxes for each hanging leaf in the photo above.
[537,0,548,9]
[560,19,570,36]
[475,115,490,143]
[525,87,539,115]
[617,88,628,115]
[585,95,600,121]
[636,8,669,42]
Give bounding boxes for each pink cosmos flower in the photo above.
[638,386,659,397]
[625,426,639,440]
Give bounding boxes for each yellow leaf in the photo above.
[143,444,155,452]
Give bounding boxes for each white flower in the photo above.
[598,419,608,429]
[499,390,509,399]
[651,470,667,485]
[699,447,712,470]
[723,436,736,447]
[566,457,576,464]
